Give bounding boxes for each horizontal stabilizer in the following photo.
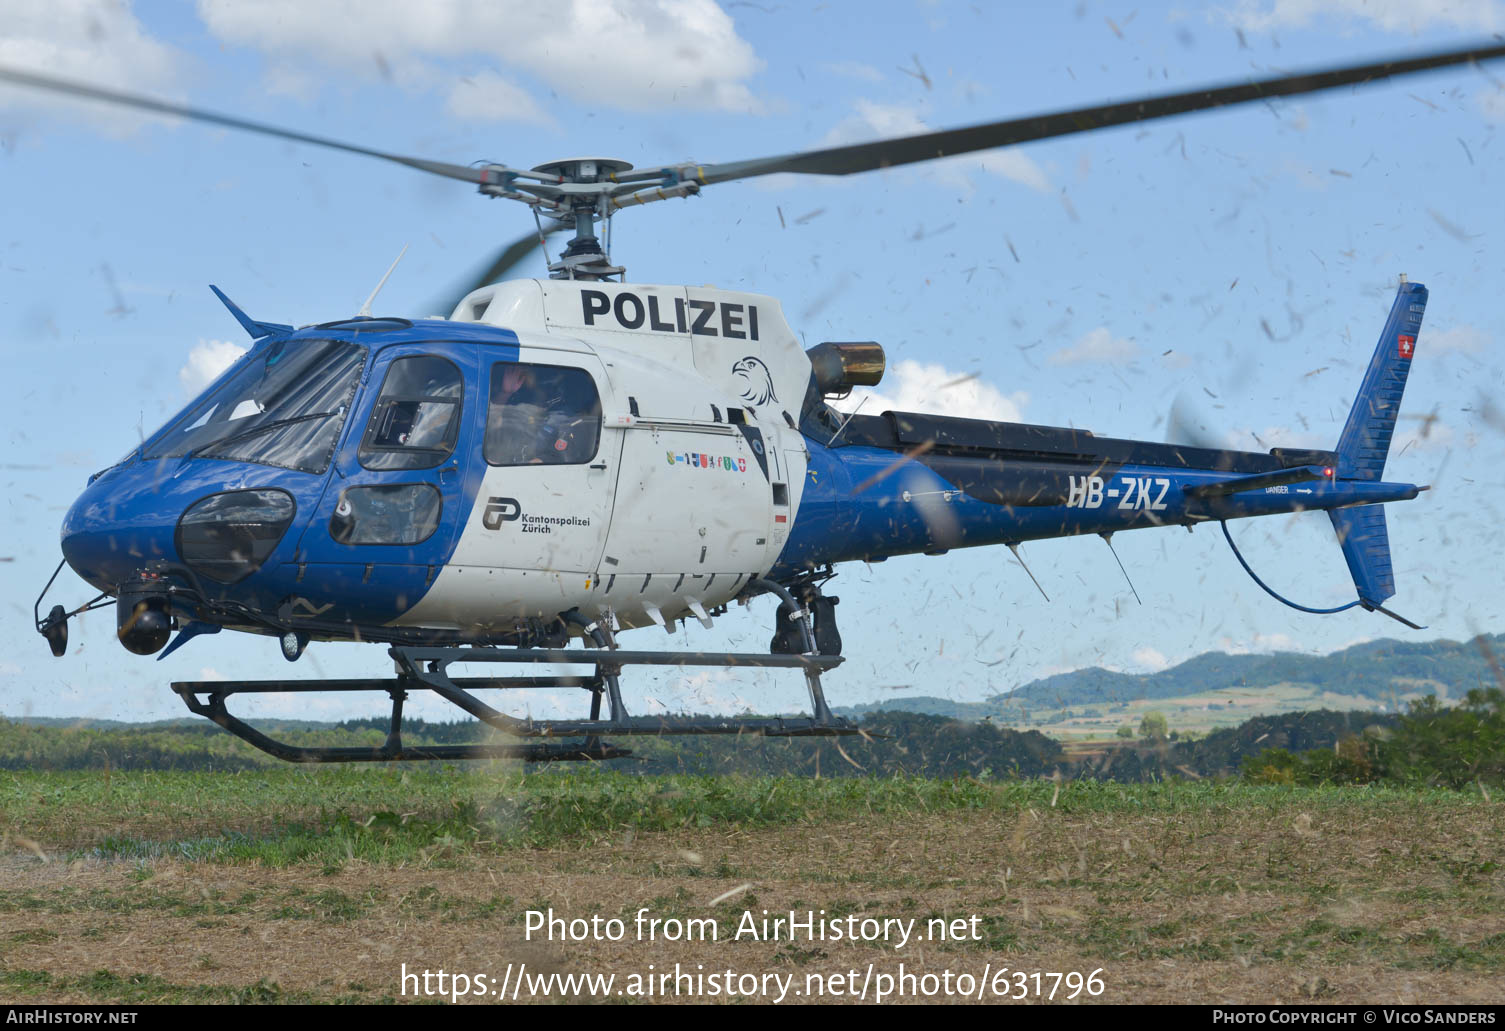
[1329,504,1394,606]
[1184,464,1332,499]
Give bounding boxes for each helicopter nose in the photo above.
[59,468,178,593]
[61,460,304,596]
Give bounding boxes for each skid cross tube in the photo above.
[171,642,854,763]
[393,646,849,737]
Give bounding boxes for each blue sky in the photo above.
[2,0,1503,725]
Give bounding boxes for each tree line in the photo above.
[3,689,1500,788]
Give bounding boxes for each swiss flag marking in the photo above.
[1398,334,1415,360]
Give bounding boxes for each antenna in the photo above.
[1007,543,1050,602]
[358,244,408,317]
[1099,532,1142,605]
[827,395,870,446]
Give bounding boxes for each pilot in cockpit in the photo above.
[487,364,546,464]
[492,364,540,409]
[487,363,599,465]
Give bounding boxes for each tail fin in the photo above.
[1335,280,1426,480]
[1330,504,1394,605]
[1329,280,1425,612]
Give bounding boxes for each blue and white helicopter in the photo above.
[16,44,1500,761]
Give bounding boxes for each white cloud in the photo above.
[196,0,764,113]
[179,339,247,397]
[1217,631,1301,654]
[1391,415,1456,455]
[446,71,553,125]
[1224,0,1504,32]
[1425,325,1488,355]
[821,100,1052,194]
[1131,646,1170,672]
[835,360,1027,423]
[1048,327,1138,366]
[0,0,183,132]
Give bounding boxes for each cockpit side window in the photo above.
[485,362,602,466]
[358,355,463,471]
[143,338,365,474]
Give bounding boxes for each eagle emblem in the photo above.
[731,356,779,407]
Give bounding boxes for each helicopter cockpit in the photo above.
[145,337,366,474]
[485,360,602,466]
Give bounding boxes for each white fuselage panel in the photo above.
[395,282,813,636]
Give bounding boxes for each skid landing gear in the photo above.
[172,640,853,763]
[770,581,841,657]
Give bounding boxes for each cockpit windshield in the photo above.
[144,338,367,474]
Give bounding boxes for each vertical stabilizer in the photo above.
[1335,281,1426,481]
[1329,504,1394,606]
[1327,280,1424,613]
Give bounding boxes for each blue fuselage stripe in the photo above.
[772,441,1418,575]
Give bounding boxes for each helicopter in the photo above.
[12,41,1502,762]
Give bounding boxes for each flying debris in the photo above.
[11,41,1493,762]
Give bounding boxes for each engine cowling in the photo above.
[806,342,884,396]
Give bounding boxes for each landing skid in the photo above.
[171,643,852,763]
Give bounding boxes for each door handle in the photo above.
[439,463,459,480]
[590,462,609,470]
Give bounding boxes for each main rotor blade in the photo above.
[0,65,497,185]
[422,225,564,318]
[666,42,1505,187]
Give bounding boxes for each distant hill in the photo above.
[841,633,1505,719]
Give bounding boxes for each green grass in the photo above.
[0,968,393,1005]
[1,769,1500,1005]
[2,767,1495,867]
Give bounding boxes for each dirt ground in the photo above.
[3,803,1501,1005]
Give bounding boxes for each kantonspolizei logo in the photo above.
[483,497,521,530]
[483,497,589,534]
[666,452,747,472]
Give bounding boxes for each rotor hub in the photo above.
[531,157,634,182]
[511,157,638,280]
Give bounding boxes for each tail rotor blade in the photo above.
[1166,392,1223,451]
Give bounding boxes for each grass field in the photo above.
[1,767,1500,1005]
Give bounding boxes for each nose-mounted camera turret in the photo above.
[115,572,174,656]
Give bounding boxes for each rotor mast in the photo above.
[479,156,701,281]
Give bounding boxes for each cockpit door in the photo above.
[288,341,480,625]
[448,350,621,574]
[389,348,624,631]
